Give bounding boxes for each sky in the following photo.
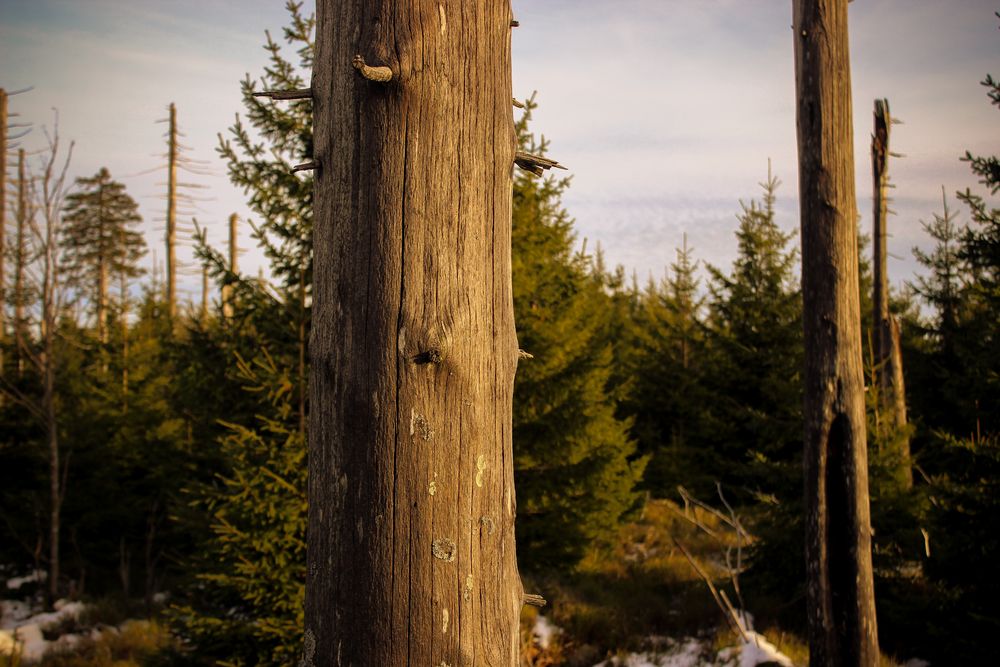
[1,0,998,305]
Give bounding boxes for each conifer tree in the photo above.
[169,352,305,667]
[511,100,643,569]
[60,168,145,343]
[702,167,802,494]
[953,63,1000,435]
[687,168,808,616]
[217,0,313,429]
[623,238,708,493]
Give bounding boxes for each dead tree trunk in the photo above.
[96,181,109,346]
[15,148,27,377]
[793,1,880,665]
[165,103,178,318]
[0,88,7,378]
[307,2,523,664]
[120,268,129,412]
[222,212,238,319]
[200,263,209,320]
[870,98,911,486]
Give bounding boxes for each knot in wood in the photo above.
[414,347,444,365]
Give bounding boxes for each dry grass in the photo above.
[38,620,173,667]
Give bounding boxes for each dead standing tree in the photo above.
[0,123,75,606]
[793,0,880,665]
[299,1,547,664]
[0,89,6,377]
[870,98,912,486]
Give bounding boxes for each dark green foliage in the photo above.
[60,168,145,304]
[701,169,802,495]
[692,171,805,615]
[168,352,305,667]
[907,191,979,435]
[217,0,313,295]
[884,38,1000,659]
[621,239,709,494]
[918,432,1000,663]
[511,98,643,570]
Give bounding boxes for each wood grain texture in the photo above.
[792,1,880,665]
[307,1,522,664]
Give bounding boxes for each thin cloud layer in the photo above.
[1,0,997,297]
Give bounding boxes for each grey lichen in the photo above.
[410,409,434,441]
[297,629,316,667]
[475,454,487,488]
[431,538,457,562]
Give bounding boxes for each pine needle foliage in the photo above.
[621,239,708,494]
[511,97,644,570]
[168,351,305,667]
[60,168,145,319]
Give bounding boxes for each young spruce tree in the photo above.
[60,168,145,344]
[512,99,643,570]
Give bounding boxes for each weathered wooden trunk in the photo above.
[307,1,523,665]
[871,99,912,486]
[792,0,880,665]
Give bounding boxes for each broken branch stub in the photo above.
[293,161,318,173]
[522,593,546,608]
[253,88,313,101]
[352,55,393,83]
[514,151,566,176]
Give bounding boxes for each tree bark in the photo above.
[223,213,238,319]
[15,149,27,377]
[0,88,7,379]
[307,2,522,665]
[42,171,61,607]
[166,103,177,318]
[793,1,880,665]
[870,99,911,486]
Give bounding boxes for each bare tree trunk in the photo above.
[200,263,209,320]
[793,1,880,665]
[143,500,160,613]
[0,89,7,380]
[166,103,177,318]
[118,537,131,600]
[307,2,523,664]
[42,178,61,607]
[15,149,26,377]
[98,263,108,344]
[223,212,238,319]
[120,268,129,412]
[870,99,912,486]
[297,264,306,435]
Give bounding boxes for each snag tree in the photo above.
[306,2,533,665]
[793,0,880,664]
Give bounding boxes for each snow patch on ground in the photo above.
[596,637,706,667]
[0,598,88,662]
[532,614,562,649]
[594,625,795,667]
[722,631,793,667]
[5,570,46,591]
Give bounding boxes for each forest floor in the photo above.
[519,498,806,667]
[2,500,926,666]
